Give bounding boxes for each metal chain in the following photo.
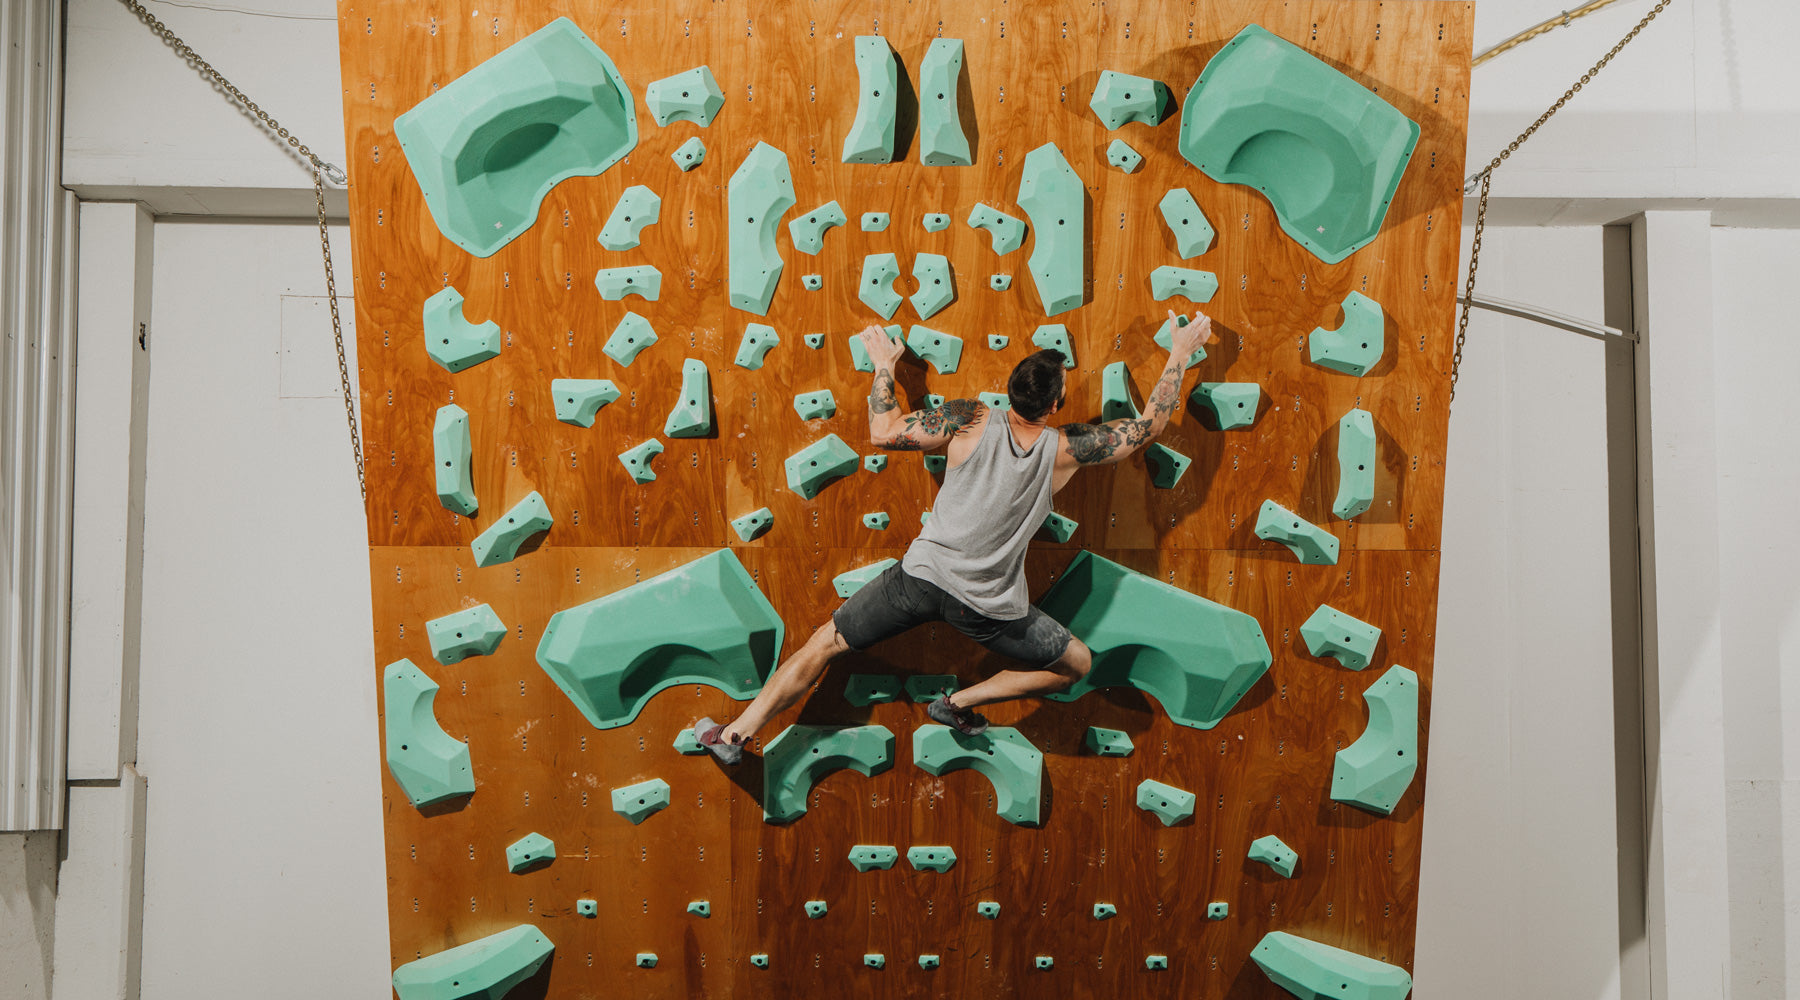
[1452,0,1675,402]
[315,172,367,504]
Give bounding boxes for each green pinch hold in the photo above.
[636,953,658,969]
[1040,511,1078,542]
[990,274,1012,291]
[1248,834,1298,878]
[913,724,1044,826]
[427,603,506,664]
[834,558,897,599]
[602,312,657,367]
[923,454,948,474]
[794,390,837,421]
[864,954,886,969]
[1089,69,1175,129]
[1159,187,1215,258]
[863,454,888,472]
[919,38,973,166]
[1310,292,1385,376]
[729,507,773,543]
[848,844,900,871]
[1092,903,1117,920]
[804,900,828,918]
[1107,139,1143,173]
[728,141,796,316]
[967,202,1027,255]
[905,674,957,703]
[909,253,955,320]
[1146,955,1170,970]
[977,901,1000,918]
[918,954,941,970]
[845,674,901,706]
[1254,499,1340,565]
[1136,778,1197,826]
[979,392,1011,410]
[842,35,898,164]
[644,65,724,127]
[862,511,890,530]
[861,212,890,231]
[1332,664,1419,815]
[1207,901,1229,920]
[1031,324,1076,367]
[433,404,476,515]
[1190,381,1259,429]
[1251,931,1414,1000]
[390,924,552,1000]
[471,491,553,568]
[787,200,846,255]
[594,264,661,302]
[907,846,957,872]
[392,17,636,259]
[1154,313,1208,370]
[1100,361,1140,422]
[859,253,904,319]
[988,333,1009,349]
[535,549,784,729]
[1017,143,1085,317]
[1145,442,1192,489]
[785,434,859,499]
[734,322,780,370]
[1334,407,1376,518]
[1040,551,1273,729]
[750,954,770,968]
[1301,604,1381,671]
[504,832,555,873]
[906,325,963,374]
[597,184,660,250]
[1150,265,1218,303]
[848,324,904,372]
[422,287,501,375]
[802,274,823,290]
[686,899,711,917]
[922,212,951,232]
[611,777,671,824]
[1084,726,1134,757]
[804,333,824,349]
[763,723,896,823]
[617,439,664,484]
[383,658,474,809]
[551,379,621,427]
[673,727,706,755]
[672,136,706,171]
[664,359,713,438]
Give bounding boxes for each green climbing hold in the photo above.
[848,324,904,372]
[1310,292,1384,376]
[922,212,951,232]
[804,333,824,349]
[968,203,1027,255]
[1089,69,1174,129]
[805,900,828,918]
[504,832,554,873]
[602,312,657,367]
[842,35,897,164]
[864,954,886,969]
[393,17,635,258]
[910,253,955,320]
[644,65,724,127]
[1334,407,1376,518]
[1150,266,1218,303]
[919,39,973,166]
[535,549,784,728]
[1248,834,1298,877]
[1040,512,1078,542]
[905,675,957,703]
[1107,139,1143,173]
[1035,956,1055,971]
[597,185,660,250]
[1017,143,1085,316]
[907,846,957,872]
[859,253,903,319]
[787,200,846,255]
[845,674,901,705]
[1159,188,1215,258]
[551,379,620,427]
[471,492,552,568]
[672,136,706,171]
[833,559,897,599]
[861,511,890,530]
[906,325,962,374]
[977,901,1000,918]
[728,142,796,316]
[1251,931,1414,1000]
[863,454,888,473]
[1254,500,1340,565]
[988,333,1009,349]
[750,954,769,968]
[636,953,658,969]
[422,287,500,374]
[1208,902,1229,920]
[687,900,710,917]
[1040,551,1273,729]
[1154,313,1208,369]
[990,274,1012,291]
[1031,324,1076,367]
[617,439,664,484]
[1100,362,1140,422]
[978,392,1011,410]
[913,724,1043,825]
[594,265,661,302]
[433,404,476,515]
[1145,443,1192,489]
[918,954,941,970]
[794,390,837,421]
[848,845,900,871]
[1180,24,1419,265]
[390,924,553,1000]
[1084,726,1133,757]
[762,724,896,822]
[734,323,779,370]
[1146,955,1170,970]
[923,454,948,474]
[1333,664,1419,815]
[1093,903,1117,920]
[1300,605,1380,671]
[611,778,671,824]
[786,434,859,499]
[1136,778,1197,826]
[802,274,822,291]
[730,507,772,543]
[383,658,474,808]
[427,604,505,664]
[1190,381,1259,429]
[861,212,890,232]
[664,359,712,438]
[673,728,705,755]
[577,899,597,917]
[924,394,945,408]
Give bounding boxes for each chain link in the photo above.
[315,173,367,504]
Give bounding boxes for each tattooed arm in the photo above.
[859,324,985,450]
[1059,311,1213,468]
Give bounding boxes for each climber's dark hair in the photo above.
[1008,349,1067,420]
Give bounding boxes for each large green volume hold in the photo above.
[842,36,898,163]
[1089,69,1174,129]
[1333,407,1376,517]
[422,287,500,374]
[663,359,713,437]
[383,659,474,808]
[393,18,636,258]
[470,492,552,568]
[535,549,785,728]
[391,924,553,1000]
[433,404,476,515]
[1251,931,1413,1000]
[727,142,796,315]
[918,39,972,166]
[913,724,1044,825]
[762,725,895,822]
[1016,143,1085,316]
[785,434,859,499]
[1332,664,1419,815]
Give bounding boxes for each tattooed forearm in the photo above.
[1065,422,1124,464]
[1146,361,1184,418]
[902,398,981,437]
[869,366,900,415]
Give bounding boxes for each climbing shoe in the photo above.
[927,695,989,736]
[694,717,744,765]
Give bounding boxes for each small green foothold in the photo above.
[805,900,828,918]
[1040,511,1078,542]
[1144,443,1192,489]
[423,287,501,374]
[785,434,859,499]
[610,777,671,825]
[1107,139,1143,173]
[1136,779,1197,826]
[730,507,773,543]
[1154,313,1208,369]
[845,674,901,706]
[672,136,706,171]
[864,954,886,969]
[594,264,662,302]
[794,390,837,421]
[988,334,1009,350]
[1150,265,1219,303]
[1089,69,1173,129]
[788,201,847,255]
[1332,664,1419,815]
[618,439,665,484]
[427,604,506,664]
[804,333,824,349]
[644,65,725,127]
[909,253,955,320]
[1017,143,1085,316]
[471,492,553,568]
[1309,292,1385,376]
[1146,955,1170,970]
[979,392,1011,410]
[977,901,1000,918]
[686,900,710,917]
[552,379,621,427]
[862,511,890,530]
[1334,407,1376,519]
[433,404,477,514]
[863,454,887,473]
[859,253,904,319]
[577,899,597,917]
[906,675,957,702]
[1207,901,1229,920]
[602,312,658,367]
[848,324,904,373]
[990,273,1012,291]
[673,728,705,755]
[1301,604,1381,671]
[505,832,555,874]
[1035,956,1054,971]
[1031,324,1076,367]
[734,322,780,370]
[1159,187,1215,258]
[968,202,1027,254]
[597,184,660,250]
[922,212,951,232]
[802,274,823,290]
[1254,499,1340,565]
[861,212,890,231]
[847,845,900,871]
[833,559,897,599]
[750,954,769,968]
[843,36,898,164]
[664,359,713,438]
[907,846,957,872]
[1190,381,1260,429]
[918,954,941,969]
[636,953,658,969]
[906,325,963,374]
[1248,834,1299,877]
[924,454,948,474]
[1092,903,1117,920]
[1084,726,1134,757]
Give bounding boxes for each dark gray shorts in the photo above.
[832,563,1074,669]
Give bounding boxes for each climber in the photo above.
[695,310,1214,764]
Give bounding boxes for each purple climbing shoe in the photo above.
[927,695,989,736]
[694,717,744,765]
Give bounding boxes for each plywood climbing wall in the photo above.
[337,2,1473,995]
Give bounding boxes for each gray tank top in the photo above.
[902,411,1061,620]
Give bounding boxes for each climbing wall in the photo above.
[337,2,1473,996]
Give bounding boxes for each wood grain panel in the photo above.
[340,1,1470,995]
